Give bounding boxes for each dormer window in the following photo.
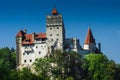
[25,39,30,42]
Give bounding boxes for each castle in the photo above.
[16,8,101,69]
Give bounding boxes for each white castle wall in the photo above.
[21,40,48,67]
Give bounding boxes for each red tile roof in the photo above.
[35,33,46,39]
[51,8,58,14]
[16,31,23,37]
[22,34,34,45]
[84,27,95,44]
[16,30,46,45]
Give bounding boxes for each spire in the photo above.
[51,7,58,15]
[84,27,95,44]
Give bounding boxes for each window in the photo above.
[51,39,53,41]
[57,27,59,29]
[23,53,25,55]
[57,34,59,36]
[30,59,32,62]
[39,51,41,54]
[27,53,29,55]
[50,27,52,30]
[56,38,58,40]
[36,46,38,48]
[50,34,52,36]
[24,60,26,62]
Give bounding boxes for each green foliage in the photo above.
[10,68,38,80]
[33,57,52,79]
[33,50,82,80]
[114,64,120,80]
[82,53,115,80]
[0,47,119,80]
[0,47,16,80]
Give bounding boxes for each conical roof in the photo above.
[84,27,95,44]
[16,30,23,37]
[51,8,58,14]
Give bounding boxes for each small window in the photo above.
[50,27,52,30]
[50,34,52,36]
[44,45,46,47]
[56,38,58,40]
[36,46,38,48]
[30,59,32,62]
[51,39,53,41]
[39,51,41,54]
[23,53,25,55]
[57,27,59,29]
[57,34,59,36]
[27,53,29,55]
[24,60,26,62]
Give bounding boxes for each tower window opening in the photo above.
[50,27,52,30]
[57,34,59,36]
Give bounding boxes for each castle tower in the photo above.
[16,30,23,69]
[46,8,65,50]
[84,27,96,51]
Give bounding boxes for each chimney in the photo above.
[98,42,101,52]
[32,32,35,41]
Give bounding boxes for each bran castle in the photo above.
[16,8,101,69]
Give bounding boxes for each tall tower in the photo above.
[46,8,65,50]
[84,27,96,51]
[16,30,23,69]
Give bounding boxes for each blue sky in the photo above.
[0,0,120,63]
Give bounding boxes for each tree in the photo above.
[33,57,52,80]
[33,50,83,80]
[114,64,120,80]
[10,67,38,80]
[0,47,16,80]
[82,53,115,80]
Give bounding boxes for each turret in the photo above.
[16,30,24,69]
[84,27,96,51]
